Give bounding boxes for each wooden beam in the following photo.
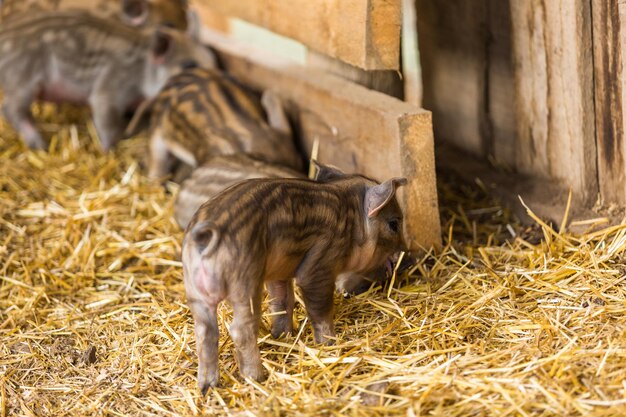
[592,0,626,205]
[201,29,441,251]
[306,51,404,99]
[194,0,401,70]
[510,0,597,205]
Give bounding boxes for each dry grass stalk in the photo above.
[1,105,626,416]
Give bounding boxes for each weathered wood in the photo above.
[201,30,441,251]
[307,51,404,99]
[415,0,517,167]
[194,0,401,70]
[592,0,626,205]
[510,0,596,204]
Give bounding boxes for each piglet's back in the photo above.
[187,178,364,251]
[174,154,305,229]
[145,67,303,170]
[0,11,147,86]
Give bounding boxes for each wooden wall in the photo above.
[416,0,611,208]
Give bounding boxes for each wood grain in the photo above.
[593,0,626,204]
[510,0,597,204]
[193,0,401,70]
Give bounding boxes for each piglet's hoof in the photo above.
[199,375,219,396]
[271,318,294,339]
[241,363,267,383]
[313,326,336,346]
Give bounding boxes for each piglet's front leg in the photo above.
[296,250,337,345]
[148,127,177,179]
[261,90,291,137]
[89,91,126,151]
[267,279,295,338]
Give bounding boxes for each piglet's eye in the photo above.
[388,219,400,233]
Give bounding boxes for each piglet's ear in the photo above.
[151,28,172,61]
[122,0,149,26]
[312,160,345,182]
[365,177,408,218]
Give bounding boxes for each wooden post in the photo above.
[510,0,597,204]
[592,0,626,205]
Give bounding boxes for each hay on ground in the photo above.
[1,105,626,416]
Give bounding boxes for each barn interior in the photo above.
[2,1,626,415]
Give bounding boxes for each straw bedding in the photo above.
[2,104,626,416]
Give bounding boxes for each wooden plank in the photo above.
[194,0,401,70]
[592,0,626,205]
[200,29,441,251]
[509,0,597,204]
[306,51,404,99]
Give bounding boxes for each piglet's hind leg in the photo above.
[189,300,220,394]
[3,90,46,149]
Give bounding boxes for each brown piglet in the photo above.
[126,67,303,179]
[182,162,408,392]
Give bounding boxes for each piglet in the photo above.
[0,10,215,150]
[126,67,303,178]
[182,162,408,392]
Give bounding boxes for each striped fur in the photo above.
[0,0,189,30]
[182,165,407,391]
[130,67,303,179]
[174,153,305,229]
[0,10,214,150]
